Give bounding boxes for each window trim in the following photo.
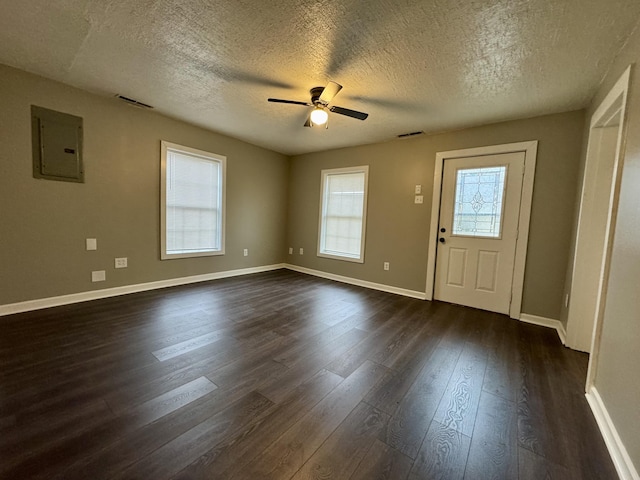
[160,141,226,260]
[317,165,369,263]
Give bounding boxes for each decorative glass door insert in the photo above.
[452,166,507,238]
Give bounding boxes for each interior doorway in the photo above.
[565,67,630,384]
[426,141,538,319]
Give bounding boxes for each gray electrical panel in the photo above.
[31,105,84,183]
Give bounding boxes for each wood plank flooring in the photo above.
[0,269,617,479]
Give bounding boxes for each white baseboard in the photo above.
[586,387,640,480]
[1,264,569,351]
[285,264,426,300]
[0,264,286,317]
[519,313,567,345]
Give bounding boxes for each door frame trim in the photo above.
[425,141,538,319]
[567,66,630,353]
[583,65,631,391]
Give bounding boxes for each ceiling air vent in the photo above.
[397,131,424,139]
[115,95,154,109]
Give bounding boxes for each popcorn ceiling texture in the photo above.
[0,0,638,155]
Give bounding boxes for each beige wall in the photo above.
[287,110,585,320]
[584,26,640,472]
[0,64,289,305]
[0,62,587,323]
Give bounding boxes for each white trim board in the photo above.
[285,264,427,300]
[586,387,640,480]
[425,140,538,319]
[519,313,567,345]
[0,264,286,317]
[582,65,632,389]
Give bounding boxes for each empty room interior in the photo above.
[1,1,640,479]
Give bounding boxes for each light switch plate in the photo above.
[86,238,97,251]
[115,257,128,268]
[415,185,422,194]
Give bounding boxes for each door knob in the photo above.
[439,237,445,243]
[440,227,446,233]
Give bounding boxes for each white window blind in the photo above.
[319,166,368,262]
[161,142,225,259]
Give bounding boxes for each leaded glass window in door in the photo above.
[452,166,507,238]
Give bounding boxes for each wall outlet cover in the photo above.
[86,238,97,251]
[115,257,128,268]
[91,270,106,282]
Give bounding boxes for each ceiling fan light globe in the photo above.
[310,107,328,125]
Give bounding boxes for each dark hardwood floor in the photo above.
[0,269,617,479]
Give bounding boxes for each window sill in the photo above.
[317,251,364,263]
[161,250,225,260]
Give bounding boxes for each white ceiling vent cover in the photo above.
[115,95,154,109]
[397,131,424,139]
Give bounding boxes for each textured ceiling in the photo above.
[0,0,639,155]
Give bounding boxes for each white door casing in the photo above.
[434,153,524,315]
[569,66,631,391]
[426,141,538,319]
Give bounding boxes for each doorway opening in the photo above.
[564,67,631,390]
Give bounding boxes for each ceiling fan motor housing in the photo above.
[310,86,326,106]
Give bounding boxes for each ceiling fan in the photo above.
[268,81,368,128]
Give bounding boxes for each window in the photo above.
[452,166,507,238]
[318,166,369,262]
[160,141,226,259]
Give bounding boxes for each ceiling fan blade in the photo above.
[304,115,312,127]
[329,106,368,120]
[319,81,343,105]
[268,98,312,106]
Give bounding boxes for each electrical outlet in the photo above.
[299,248,304,255]
[414,195,424,204]
[243,248,248,257]
[383,262,390,271]
[115,257,128,269]
[91,270,106,282]
[86,238,97,251]
[288,247,293,255]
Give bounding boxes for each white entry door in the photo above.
[434,152,525,314]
